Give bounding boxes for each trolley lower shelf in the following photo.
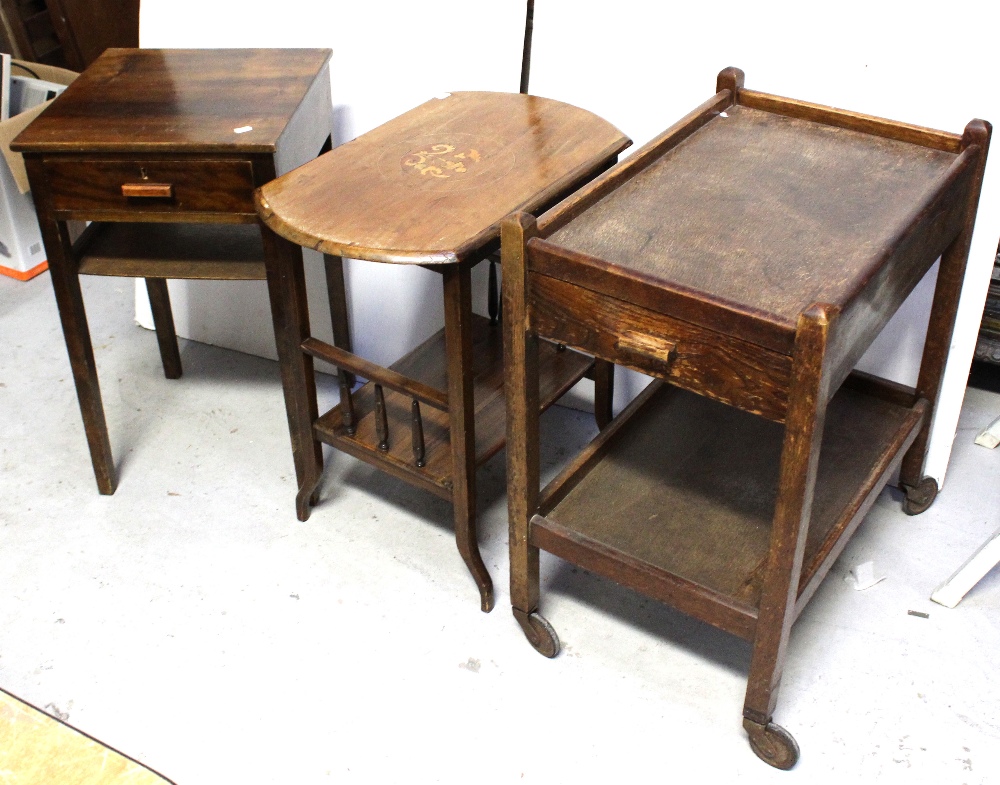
[532,376,926,641]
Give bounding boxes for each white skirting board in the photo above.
[931,527,1000,608]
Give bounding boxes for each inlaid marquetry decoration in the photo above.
[379,133,516,190]
[404,143,480,178]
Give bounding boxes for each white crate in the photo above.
[0,150,46,280]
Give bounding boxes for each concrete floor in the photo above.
[2,271,999,784]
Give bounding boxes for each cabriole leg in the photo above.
[443,263,494,612]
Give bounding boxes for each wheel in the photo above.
[902,476,938,516]
[513,608,560,658]
[744,719,800,770]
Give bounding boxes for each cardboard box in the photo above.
[0,58,76,281]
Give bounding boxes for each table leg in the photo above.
[261,226,323,521]
[38,217,116,494]
[742,305,832,770]
[898,120,990,514]
[144,278,182,380]
[443,262,494,612]
[323,254,354,388]
[593,359,614,429]
[502,213,559,654]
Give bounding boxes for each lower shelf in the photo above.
[532,378,924,640]
[314,314,593,499]
[75,222,266,280]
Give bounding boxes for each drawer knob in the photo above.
[122,183,174,198]
[614,331,676,372]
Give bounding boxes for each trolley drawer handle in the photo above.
[122,183,174,198]
[614,331,677,372]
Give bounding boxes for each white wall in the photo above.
[525,0,1000,485]
[137,0,1000,486]
[137,0,527,370]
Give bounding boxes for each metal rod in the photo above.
[519,0,535,94]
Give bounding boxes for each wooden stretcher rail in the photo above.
[795,398,927,615]
[300,337,449,410]
[539,379,665,516]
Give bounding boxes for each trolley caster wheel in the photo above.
[902,476,938,516]
[744,719,800,770]
[513,608,560,658]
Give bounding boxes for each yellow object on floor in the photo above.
[0,688,172,784]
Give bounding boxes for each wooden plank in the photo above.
[312,313,593,494]
[11,48,333,154]
[538,382,922,627]
[255,91,629,264]
[541,104,959,340]
[531,513,760,641]
[529,238,796,354]
[738,88,964,153]
[529,272,792,421]
[794,398,926,614]
[823,148,976,392]
[75,221,266,279]
[931,527,1000,608]
[302,337,450,411]
[539,379,666,515]
[536,89,733,236]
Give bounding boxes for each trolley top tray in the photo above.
[530,84,980,356]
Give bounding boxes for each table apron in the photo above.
[528,272,792,422]
[40,157,258,218]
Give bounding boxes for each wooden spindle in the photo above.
[339,374,356,435]
[374,385,389,451]
[489,258,500,325]
[411,399,426,467]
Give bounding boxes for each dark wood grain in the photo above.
[44,158,256,216]
[144,278,182,379]
[312,313,593,493]
[255,89,628,609]
[528,272,792,421]
[899,120,992,490]
[502,67,988,768]
[545,104,958,338]
[12,48,333,154]
[75,222,266,280]
[503,212,542,618]
[18,49,334,496]
[739,88,964,153]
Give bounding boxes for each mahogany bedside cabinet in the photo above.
[12,48,334,495]
[503,68,989,766]
[255,91,629,611]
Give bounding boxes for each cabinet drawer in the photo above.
[43,158,257,218]
[528,272,793,422]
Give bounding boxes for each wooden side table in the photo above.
[503,68,990,766]
[255,91,629,611]
[12,48,334,495]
